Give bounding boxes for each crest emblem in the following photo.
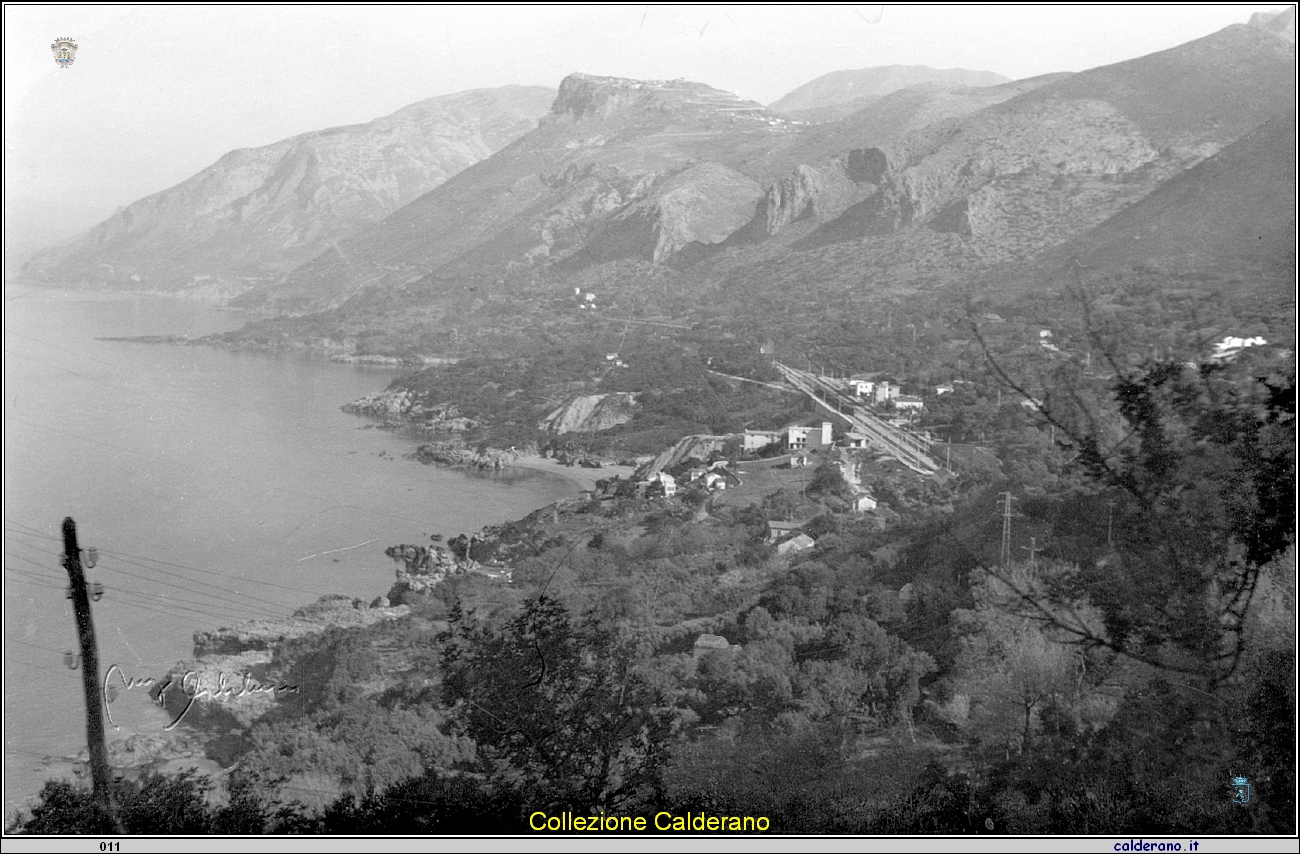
[51,37,78,69]
[1231,775,1251,805]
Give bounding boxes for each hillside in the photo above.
[688,18,1296,309]
[1022,111,1297,295]
[769,65,1010,122]
[21,86,556,297]
[237,73,814,313]
[208,16,1296,385]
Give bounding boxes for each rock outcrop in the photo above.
[192,594,408,657]
[593,163,764,263]
[748,149,890,238]
[636,434,736,478]
[540,393,638,434]
[548,73,772,125]
[386,543,459,597]
[237,71,805,312]
[343,390,476,432]
[413,442,517,470]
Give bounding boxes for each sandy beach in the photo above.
[507,454,639,492]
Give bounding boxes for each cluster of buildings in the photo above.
[844,376,927,411]
[597,459,740,500]
[742,421,834,454]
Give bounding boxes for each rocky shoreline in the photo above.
[412,441,519,470]
[27,386,635,802]
[342,388,529,470]
[41,596,411,795]
[191,594,410,658]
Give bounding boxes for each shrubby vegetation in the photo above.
[11,286,1293,836]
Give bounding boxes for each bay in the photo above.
[2,288,577,817]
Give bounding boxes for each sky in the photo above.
[3,3,1288,273]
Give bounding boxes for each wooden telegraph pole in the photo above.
[62,517,124,832]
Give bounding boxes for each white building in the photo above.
[873,382,900,405]
[786,421,833,450]
[641,471,677,497]
[743,430,782,453]
[895,395,924,411]
[852,493,878,513]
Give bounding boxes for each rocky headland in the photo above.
[49,595,412,788]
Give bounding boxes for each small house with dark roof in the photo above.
[766,520,803,544]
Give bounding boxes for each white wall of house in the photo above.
[743,430,781,452]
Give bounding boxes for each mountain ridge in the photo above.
[236,72,810,313]
[21,85,557,297]
[769,65,1011,122]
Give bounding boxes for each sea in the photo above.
[2,287,579,818]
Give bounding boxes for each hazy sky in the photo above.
[3,3,1287,270]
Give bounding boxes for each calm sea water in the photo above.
[2,288,576,817]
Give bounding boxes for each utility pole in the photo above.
[61,517,123,832]
[999,492,1016,567]
[1021,536,1042,568]
[1107,500,1115,548]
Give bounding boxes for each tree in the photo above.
[807,460,852,499]
[7,770,308,834]
[440,596,675,810]
[972,308,1295,684]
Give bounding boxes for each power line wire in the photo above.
[7,519,345,605]
[6,532,284,618]
[5,543,273,627]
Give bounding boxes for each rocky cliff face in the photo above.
[747,149,891,238]
[240,72,805,312]
[549,73,773,124]
[636,434,735,478]
[745,20,1294,266]
[540,393,638,434]
[23,86,555,295]
[224,21,1292,345]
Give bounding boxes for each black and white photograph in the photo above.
[4,4,1296,846]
